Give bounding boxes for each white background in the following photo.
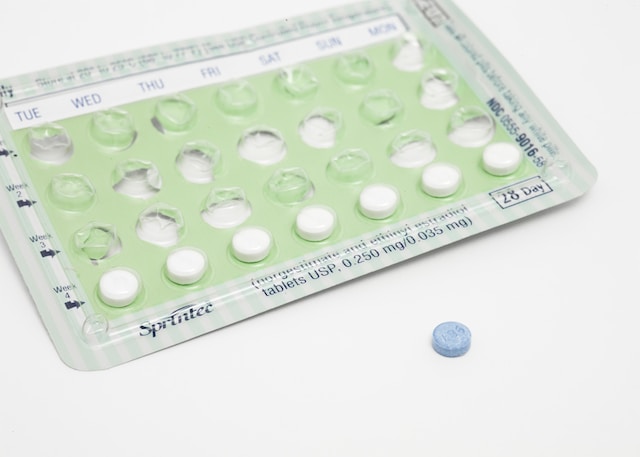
[1,1,638,456]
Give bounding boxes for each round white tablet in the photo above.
[359,184,399,220]
[231,227,272,263]
[166,248,208,285]
[99,269,141,308]
[483,142,523,176]
[421,163,462,197]
[296,206,336,241]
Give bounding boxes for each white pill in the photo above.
[99,269,141,308]
[421,163,462,197]
[296,206,336,241]
[359,184,399,220]
[483,142,523,176]
[166,248,208,285]
[232,227,272,263]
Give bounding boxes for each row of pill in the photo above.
[76,142,522,271]
[47,131,522,217]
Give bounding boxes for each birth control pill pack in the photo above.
[0,0,596,370]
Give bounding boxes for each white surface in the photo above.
[113,160,162,199]
[201,195,252,228]
[1,1,639,456]
[176,151,214,183]
[135,207,181,246]
[482,142,523,176]
[238,128,287,164]
[358,184,400,219]
[231,227,273,263]
[98,269,141,308]
[421,70,460,109]
[390,132,437,168]
[392,34,425,72]
[176,141,219,183]
[299,113,340,148]
[296,205,337,241]
[448,107,496,147]
[421,162,462,197]
[165,248,208,285]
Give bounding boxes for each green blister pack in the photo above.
[0,0,596,369]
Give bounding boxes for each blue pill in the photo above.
[432,321,471,357]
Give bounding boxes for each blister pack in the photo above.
[0,0,596,369]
